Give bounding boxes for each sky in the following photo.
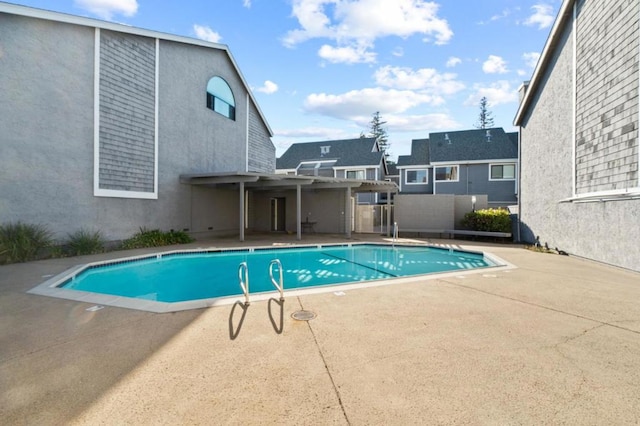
[8,0,560,161]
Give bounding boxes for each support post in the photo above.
[296,184,302,241]
[345,187,352,238]
[386,190,391,237]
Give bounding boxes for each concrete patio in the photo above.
[1,234,639,425]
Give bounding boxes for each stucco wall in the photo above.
[394,194,488,231]
[190,186,239,238]
[249,189,347,234]
[518,0,640,272]
[0,14,98,239]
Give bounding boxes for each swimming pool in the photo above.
[30,243,507,312]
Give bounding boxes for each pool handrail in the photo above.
[269,259,284,301]
[393,222,399,244]
[238,262,250,305]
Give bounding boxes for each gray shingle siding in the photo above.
[247,102,275,173]
[574,0,639,193]
[99,30,156,192]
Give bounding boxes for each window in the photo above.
[297,160,336,176]
[490,163,516,180]
[346,170,366,180]
[206,76,236,120]
[406,169,428,184]
[435,166,459,181]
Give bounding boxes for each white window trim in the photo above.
[93,30,159,200]
[560,187,640,203]
[488,163,517,181]
[430,158,517,166]
[404,168,429,185]
[345,168,367,180]
[434,165,460,182]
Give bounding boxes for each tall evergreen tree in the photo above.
[368,111,390,158]
[474,96,495,129]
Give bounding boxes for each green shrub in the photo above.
[461,208,512,233]
[0,222,53,264]
[65,229,105,256]
[120,228,193,249]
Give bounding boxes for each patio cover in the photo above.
[179,172,398,241]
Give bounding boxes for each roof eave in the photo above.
[513,0,575,126]
[0,2,274,137]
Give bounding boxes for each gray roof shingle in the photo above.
[396,138,430,166]
[428,128,518,163]
[276,137,383,169]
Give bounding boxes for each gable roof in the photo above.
[428,128,518,163]
[397,128,518,167]
[0,1,273,137]
[276,137,383,170]
[513,0,574,125]
[396,139,430,167]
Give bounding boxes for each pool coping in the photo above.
[27,242,516,313]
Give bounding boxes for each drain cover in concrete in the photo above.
[291,310,316,321]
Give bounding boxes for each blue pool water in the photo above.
[61,244,494,303]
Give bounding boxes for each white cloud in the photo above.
[522,52,541,68]
[464,81,518,107]
[193,24,222,43]
[482,55,508,74]
[374,66,465,95]
[283,0,453,62]
[275,127,351,139]
[74,0,137,20]
[392,47,404,57]
[304,87,442,120]
[380,113,460,133]
[256,80,279,94]
[490,9,511,22]
[318,44,376,64]
[524,4,554,29]
[446,56,461,68]
[243,0,251,7]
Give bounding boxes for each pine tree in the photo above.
[368,111,390,158]
[474,97,495,129]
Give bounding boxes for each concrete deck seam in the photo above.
[297,297,351,425]
[442,279,640,336]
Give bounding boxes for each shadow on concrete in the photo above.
[268,298,285,334]
[0,256,208,425]
[228,300,249,340]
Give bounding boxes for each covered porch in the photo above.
[180,172,398,241]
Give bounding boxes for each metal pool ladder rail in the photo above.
[238,262,250,305]
[269,259,285,301]
[393,222,399,244]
